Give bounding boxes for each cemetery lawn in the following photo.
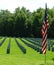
[0,37,54,65]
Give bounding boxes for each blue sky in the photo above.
[0,0,54,12]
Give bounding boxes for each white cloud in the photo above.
[0,0,54,12]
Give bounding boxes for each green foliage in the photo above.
[0,7,54,38]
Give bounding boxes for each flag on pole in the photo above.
[41,4,49,54]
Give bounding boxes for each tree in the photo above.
[14,7,27,37]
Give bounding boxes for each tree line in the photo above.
[0,7,54,38]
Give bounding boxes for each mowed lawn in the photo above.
[0,37,54,65]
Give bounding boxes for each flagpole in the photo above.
[45,53,46,64]
[44,3,47,65]
[41,3,49,65]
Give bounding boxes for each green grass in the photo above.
[0,37,54,65]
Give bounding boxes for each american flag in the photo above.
[41,4,49,54]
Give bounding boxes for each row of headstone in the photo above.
[7,38,11,54]
[48,40,54,52]
[0,37,6,46]
[15,38,26,54]
[20,38,42,54]
[26,38,42,47]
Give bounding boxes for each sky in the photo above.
[0,0,54,12]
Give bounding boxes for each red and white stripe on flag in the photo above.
[42,21,47,54]
[41,4,49,54]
